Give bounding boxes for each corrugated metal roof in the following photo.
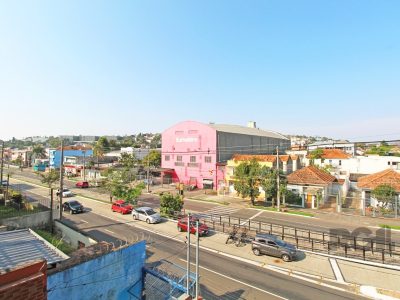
[0,229,69,272]
[207,124,289,140]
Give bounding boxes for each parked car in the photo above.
[56,188,73,197]
[76,181,89,188]
[132,207,161,224]
[63,200,84,214]
[177,217,209,236]
[251,233,298,262]
[1,180,8,187]
[112,200,133,214]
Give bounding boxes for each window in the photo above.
[175,131,184,135]
[388,161,391,165]
[188,130,198,134]
[267,241,276,246]
[205,156,212,163]
[190,156,196,163]
[165,155,170,161]
[339,160,342,166]
[177,155,182,162]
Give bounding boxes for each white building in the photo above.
[308,140,356,156]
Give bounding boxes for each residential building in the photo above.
[120,147,161,160]
[357,169,400,212]
[287,166,345,209]
[305,149,351,175]
[10,148,32,166]
[161,120,290,189]
[308,140,356,156]
[49,145,93,169]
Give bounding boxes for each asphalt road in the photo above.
[62,211,365,300]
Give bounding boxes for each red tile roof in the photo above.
[287,165,337,186]
[358,169,400,192]
[307,149,351,159]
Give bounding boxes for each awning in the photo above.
[203,179,214,185]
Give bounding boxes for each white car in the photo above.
[56,188,73,197]
[132,207,161,224]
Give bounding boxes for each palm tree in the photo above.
[32,144,46,163]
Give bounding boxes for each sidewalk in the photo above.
[185,192,400,227]
[10,178,400,298]
[68,195,400,298]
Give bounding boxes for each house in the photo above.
[225,154,299,197]
[161,120,290,189]
[357,169,400,212]
[306,149,351,170]
[308,140,356,156]
[49,145,93,169]
[287,166,342,209]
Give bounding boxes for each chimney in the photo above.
[247,121,256,128]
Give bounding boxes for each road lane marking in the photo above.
[329,258,345,283]
[240,210,264,225]
[80,219,88,224]
[92,211,353,294]
[104,229,115,234]
[179,259,288,300]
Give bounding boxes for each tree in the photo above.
[119,152,137,170]
[103,169,144,204]
[47,136,62,148]
[259,167,287,207]
[143,150,161,168]
[93,142,104,169]
[97,136,110,150]
[309,149,324,164]
[32,144,46,161]
[159,192,184,216]
[233,159,262,205]
[372,184,396,210]
[36,169,60,190]
[150,133,161,148]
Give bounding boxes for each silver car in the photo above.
[132,207,161,224]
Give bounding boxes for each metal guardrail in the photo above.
[198,214,400,266]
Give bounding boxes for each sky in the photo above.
[0,1,399,141]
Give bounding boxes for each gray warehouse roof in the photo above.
[208,124,289,140]
[0,229,69,272]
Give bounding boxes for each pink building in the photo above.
[161,121,290,189]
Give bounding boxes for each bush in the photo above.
[285,191,302,206]
[160,193,183,216]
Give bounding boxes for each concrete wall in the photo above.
[55,221,97,249]
[0,211,51,229]
[47,241,146,300]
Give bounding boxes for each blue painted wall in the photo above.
[50,149,93,168]
[47,241,146,300]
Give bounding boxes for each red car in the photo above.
[76,181,89,188]
[111,200,133,214]
[177,217,209,236]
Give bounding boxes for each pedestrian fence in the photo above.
[198,214,400,266]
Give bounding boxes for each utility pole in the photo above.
[195,221,200,299]
[186,213,191,295]
[83,148,86,181]
[146,155,150,193]
[50,188,54,234]
[0,140,4,185]
[276,146,280,210]
[59,140,64,219]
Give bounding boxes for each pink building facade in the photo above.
[161,121,223,189]
[162,120,290,190]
